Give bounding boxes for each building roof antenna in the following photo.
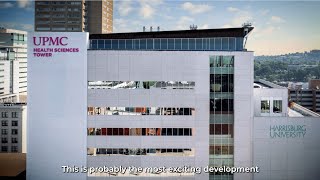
[242,22,253,49]
[190,24,197,30]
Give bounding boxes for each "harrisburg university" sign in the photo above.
[270,125,306,138]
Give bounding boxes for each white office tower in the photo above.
[28,28,320,180]
[27,28,320,180]
[87,28,254,180]
[0,28,27,102]
[27,28,254,180]
[27,32,88,180]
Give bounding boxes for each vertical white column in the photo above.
[27,32,88,180]
[233,52,254,180]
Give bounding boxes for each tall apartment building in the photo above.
[0,28,27,102]
[0,103,27,153]
[27,28,320,180]
[289,79,320,113]
[34,0,86,32]
[34,0,113,33]
[87,0,113,34]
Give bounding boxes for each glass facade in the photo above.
[209,56,234,180]
[90,37,244,51]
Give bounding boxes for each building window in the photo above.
[273,100,282,113]
[210,74,234,92]
[36,27,50,31]
[210,124,233,137]
[1,137,8,143]
[12,121,18,126]
[90,38,241,51]
[12,137,18,143]
[88,81,195,90]
[210,146,234,155]
[88,148,194,157]
[87,128,193,136]
[52,27,66,31]
[11,146,18,152]
[261,100,270,113]
[210,99,234,114]
[1,120,8,126]
[11,129,18,135]
[1,129,8,135]
[210,56,234,67]
[88,107,195,116]
[1,112,8,118]
[12,112,18,118]
[1,146,8,152]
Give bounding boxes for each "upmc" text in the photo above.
[33,37,68,46]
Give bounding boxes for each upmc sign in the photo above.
[27,32,88,180]
[33,37,68,46]
[30,34,83,57]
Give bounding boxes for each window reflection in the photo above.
[209,56,234,67]
[273,100,282,113]
[209,146,234,155]
[88,148,194,156]
[87,128,193,136]
[88,107,195,116]
[210,99,233,114]
[209,124,233,137]
[261,100,270,113]
[88,81,195,90]
[210,74,234,92]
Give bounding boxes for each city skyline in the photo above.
[0,0,320,55]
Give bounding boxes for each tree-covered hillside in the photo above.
[254,50,320,82]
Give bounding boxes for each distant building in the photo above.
[34,0,86,32]
[289,79,320,113]
[86,0,113,34]
[287,64,318,70]
[0,103,27,153]
[0,28,27,103]
[34,0,113,33]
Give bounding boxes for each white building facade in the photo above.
[27,28,264,180]
[0,28,28,102]
[253,80,320,180]
[0,103,27,153]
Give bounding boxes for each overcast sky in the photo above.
[0,0,320,55]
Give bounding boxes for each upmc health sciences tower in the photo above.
[27,29,320,180]
[28,28,252,180]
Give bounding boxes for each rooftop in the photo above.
[254,79,286,89]
[90,27,254,40]
[289,102,320,117]
[0,27,27,34]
